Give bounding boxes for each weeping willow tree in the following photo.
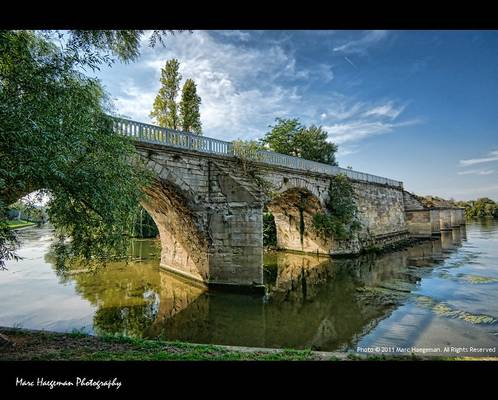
[0,30,182,272]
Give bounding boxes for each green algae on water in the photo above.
[415,296,497,325]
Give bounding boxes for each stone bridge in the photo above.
[113,118,465,292]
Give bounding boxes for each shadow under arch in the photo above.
[141,177,210,283]
[266,187,330,254]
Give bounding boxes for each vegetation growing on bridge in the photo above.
[312,174,361,240]
[263,209,277,247]
[232,139,264,164]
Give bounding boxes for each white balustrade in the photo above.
[112,117,403,188]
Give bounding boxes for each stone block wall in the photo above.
[137,143,265,291]
[430,209,441,235]
[353,181,407,237]
[450,208,465,227]
[439,209,452,231]
[134,142,419,289]
[405,209,432,237]
[266,174,408,255]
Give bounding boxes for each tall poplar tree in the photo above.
[150,59,181,129]
[179,79,202,134]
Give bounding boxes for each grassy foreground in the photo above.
[1,328,496,361]
[0,328,326,361]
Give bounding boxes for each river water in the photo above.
[1,221,497,356]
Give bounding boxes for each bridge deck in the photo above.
[112,117,403,188]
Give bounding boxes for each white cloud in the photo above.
[459,150,498,166]
[316,64,334,82]
[106,30,415,146]
[457,169,495,176]
[333,30,389,55]
[216,30,251,42]
[363,101,405,120]
[337,144,360,157]
[320,98,365,121]
[112,79,156,121]
[110,31,307,140]
[324,119,419,145]
[317,97,417,144]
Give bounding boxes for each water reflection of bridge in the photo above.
[61,228,466,351]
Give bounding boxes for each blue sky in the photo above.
[92,30,498,201]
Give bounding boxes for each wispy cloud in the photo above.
[317,95,417,145]
[337,144,361,157]
[323,119,420,145]
[459,150,498,166]
[105,30,415,146]
[363,101,406,120]
[333,30,389,55]
[215,30,251,42]
[457,169,495,176]
[112,79,156,121]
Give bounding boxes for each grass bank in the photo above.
[0,327,325,361]
[1,328,496,361]
[6,220,36,229]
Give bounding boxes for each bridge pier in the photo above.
[206,206,264,291]
[139,144,265,293]
[439,209,452,231]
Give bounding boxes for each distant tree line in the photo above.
[419,195,498,219]
[454,198,498,219]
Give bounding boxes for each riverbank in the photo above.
[6,220,36,229]
[1,327,496,361]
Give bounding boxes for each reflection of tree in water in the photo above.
[45,239,165,337]
[93,300,159,338]
[43,234,464,351]
[71,262,162,337]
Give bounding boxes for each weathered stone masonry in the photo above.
[137,142,265,291]
[403,191,465,237]
[136,142,463,291]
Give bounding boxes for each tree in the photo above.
[261,118,338,165]
[150,59,182,129]
[294,124,338,165]
[0,30,179,270]
[179,79,202,134]
[131,206,159,238]
[463,198,498,219]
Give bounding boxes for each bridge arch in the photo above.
[266,187,331,255]
[142,174,209,284]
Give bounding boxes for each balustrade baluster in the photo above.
[112,117,400,187]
